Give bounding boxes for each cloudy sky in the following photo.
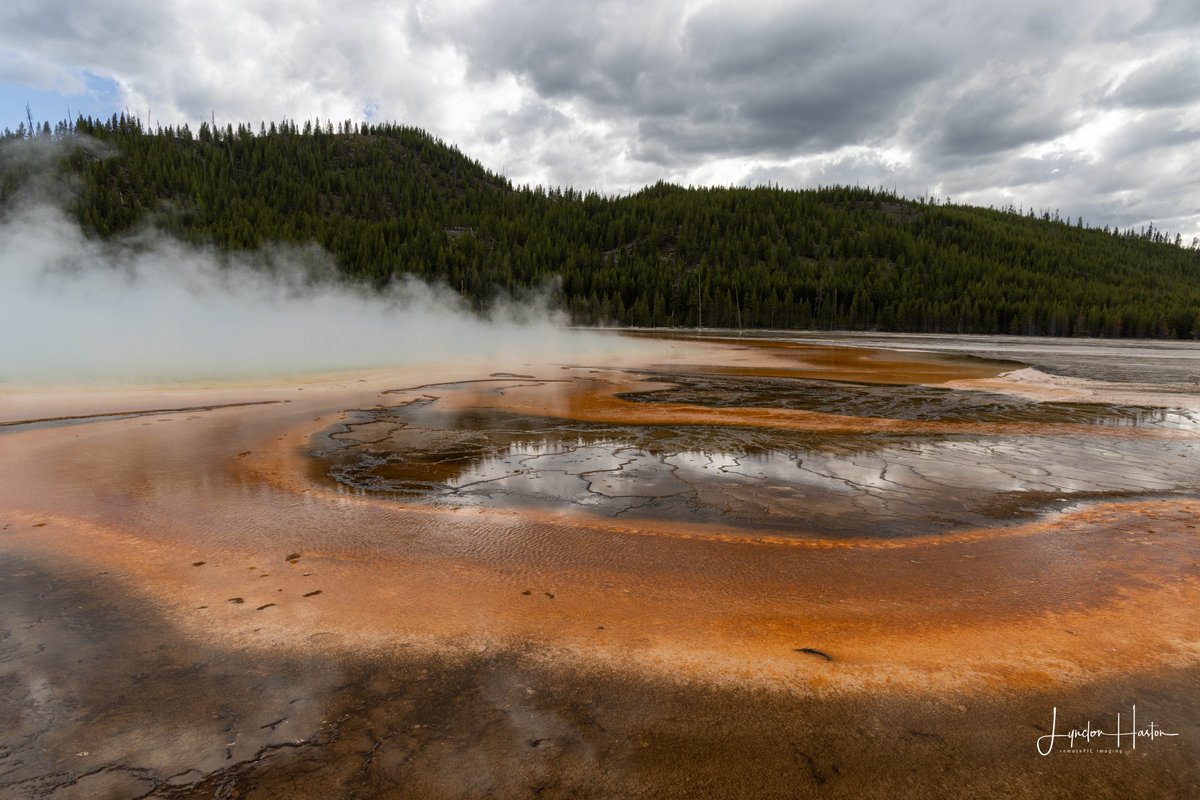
[2,0,1197,240]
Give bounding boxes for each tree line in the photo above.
[3,113,1200,339]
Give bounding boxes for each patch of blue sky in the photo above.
[0,72,122,133]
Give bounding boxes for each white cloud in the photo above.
[0,0,1197,240]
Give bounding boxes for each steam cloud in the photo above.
[0,201,626,385]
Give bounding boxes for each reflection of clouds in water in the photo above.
[406,431,1200,535]
[315,356,1200,538]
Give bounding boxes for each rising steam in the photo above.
[0,199,624,385]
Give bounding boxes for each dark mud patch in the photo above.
[795,647,834,661]
[617,371,1197,428]
[0,555,343,800]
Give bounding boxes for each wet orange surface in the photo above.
[3,337,1198,689]
[2,333,1199,798]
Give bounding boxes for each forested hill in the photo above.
[4,114,1200,339]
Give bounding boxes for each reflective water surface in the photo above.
[311,359,1200,537]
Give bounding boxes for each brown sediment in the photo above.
[626,332,1025,384]
[427,373,1198,439]
[2,335,1199,797]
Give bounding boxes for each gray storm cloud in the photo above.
[1,0,1198,239]
[0,202,623,384]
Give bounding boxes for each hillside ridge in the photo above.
[3,114,1199,339]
